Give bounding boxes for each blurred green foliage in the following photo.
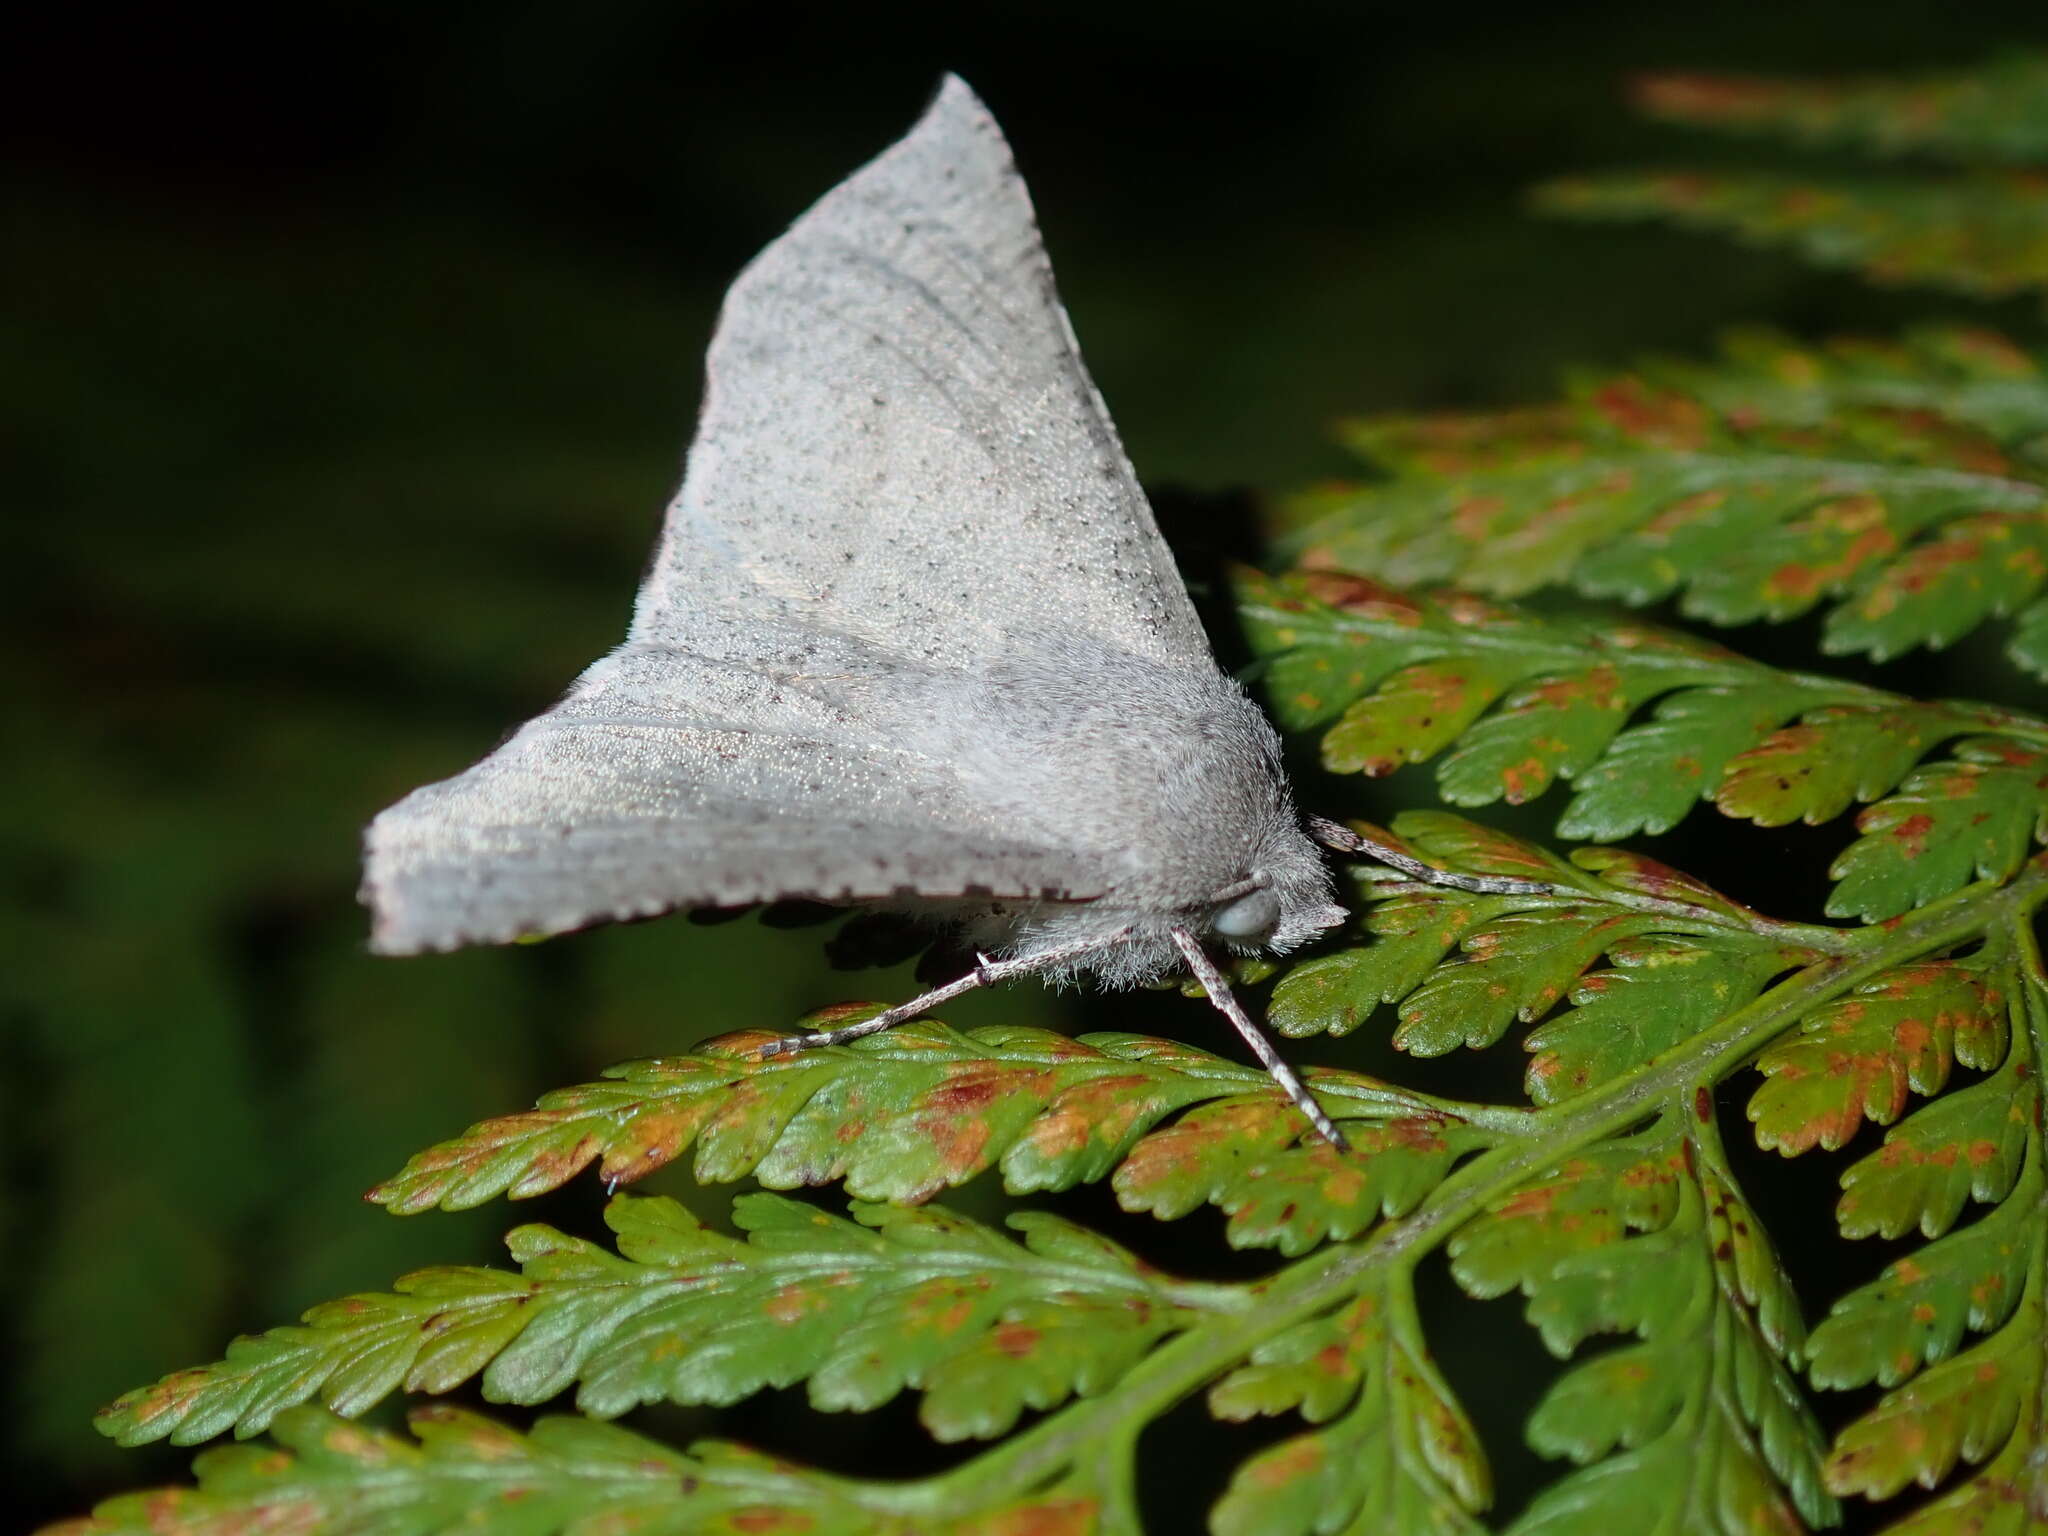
[11,1,2048,1528]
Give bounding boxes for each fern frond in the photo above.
[1271,815,1839,1102]
[1833,1061,2036,1241]
[1537,170,2048,303]
[366,1014,1496,1250]
[1456,1113,1835,1533]
[1536,52,2048,304]
[1825,1283,2046,1513]
[67,840,2048,1534]
[1810,1156,2038,1392]
[1816,937,2048,1516]
[99,1191,1240,1448]
[1827,737,2048,920]
[1626,55,2048,162]
[1749,952,2011,1154]
[1209,1277,1490,1536]
[1272,326,2048,677]
[1274,825,2048,1520]
[1242,569,2048,918]
[51,1404,951,1535]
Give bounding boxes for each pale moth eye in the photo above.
[1212,887,1281,940]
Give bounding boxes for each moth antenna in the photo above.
[1308,815,1553,897]
[758,927,1136,1055]
[1169,926,1349,1151]
[1205,873,1273,905]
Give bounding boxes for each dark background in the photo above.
[8,2,2048,1527]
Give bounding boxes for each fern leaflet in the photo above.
[1242,567,2048,919]
[1274,327,2048,679]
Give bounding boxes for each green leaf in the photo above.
[1242,566,1784,790]
[1538,170,2048,303]
[2009,592,2048,679]
[1807,1150,2042,1390]
[1799,917,2048,1525]
[65,838,2048,1535]
[1204,1123,1478,1257]
[1524,941,1785,1106]
[1826,512,2048,661]
[1829,1337,2033,1507]
[1264,812,1834,1113]
[1236,570,1450,733]
[369,1018,1432,1212]
[1713,703,1963,828]
[1393,906,1657,1057]
[1506,1434,1806,1536]
[1110,1099,1488,1255]
[1447,1132,1688,1353]
[1268,886,1510,1039]
[1432,662,1638,806]
[1557,684,1818,841]
[98,1192,1234,1447]
[1750,954,2012,1155]
[54,1405,901,1535]
[1828,738,2048,920]
[1323,656,1533,776]
[1243,569,2048,914]
[1835,1064,2037,1240]
[1626,56,2048,162]
[1210,1278,1490,1536]
[1453,1113,1835,1532]
[1825,1277,2046,1508]
[1269,327,2048,674]
[1524,1342,1685,1462]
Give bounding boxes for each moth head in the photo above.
[1203,853,1347,954]
[1210,884,1282,941]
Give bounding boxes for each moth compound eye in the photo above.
[1211,887,1281,941]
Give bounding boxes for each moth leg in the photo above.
[756,929,1136,1057]
[757,968,991,1054]
[1168,926,1349,1152]
[1308,815,1553,897]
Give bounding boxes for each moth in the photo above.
[361,76,1543,1147]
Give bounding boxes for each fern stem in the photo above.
[1314,1076,1534,1133]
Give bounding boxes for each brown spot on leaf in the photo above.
[1451,495,1508,542]
[1027,1107,1094,1160]
[764,1283,823,1327]
[1249,1437,1325,1488]
[974,1498,1101,1536]
[731,1511,811,1534]
[1888,814,1937,857]
[1494,1185,1559,1221]
[1591,378,1710,449]
[1642,488,1728,538]
[991,1322,1042,1359]
[1500,757,1550,803]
